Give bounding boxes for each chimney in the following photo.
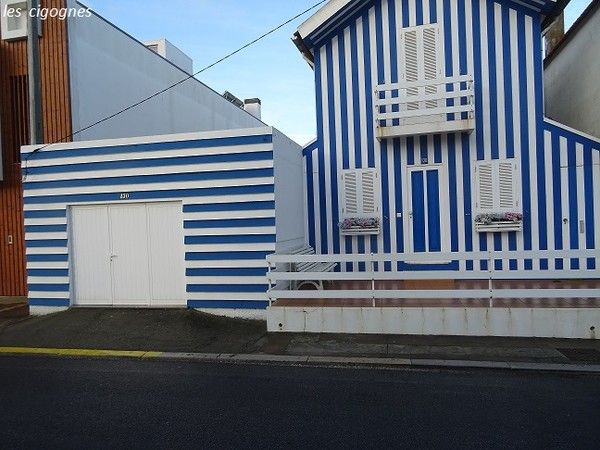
[244,98,262,120]
[545,12,564,57]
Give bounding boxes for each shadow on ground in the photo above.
[0,308,266,353]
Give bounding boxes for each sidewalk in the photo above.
[1,308,600,372]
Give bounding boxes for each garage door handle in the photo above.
[110,254,118,260]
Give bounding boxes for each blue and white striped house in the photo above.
[21,127,304,315]
[294,0,600,272]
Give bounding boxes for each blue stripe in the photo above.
[29,298,70,307]
[26,239,67,248]
[25,134,272,161]
[471,0,484,161]
[502,5,515,159]
[584,145,596,269]
[315,49,328,253]
[27,254,68,262]
[25,184,274,205]
[306,151,316,248]
[28,284,69,292]
[25,151,273,177]
[187,284,268,293]
[25,224,67,233]
[363,10,375,169]
[25,168,273,190]
[184,218,275,229]
[486,1,499,160]
[27,269,69,277]
[185,235,275,245]
[338,32,350,171]
[24,209,66,219]
[186,268,266,277]
[448,135,459,252]
[187,300,268,310]
[350,21,362,168]
[185,251,270,261]
[551,132,563,269]
[567,139,579,269]
[326,41,340,254]
[183,201,274,213]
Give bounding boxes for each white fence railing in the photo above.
[266,249,600,307]
[374,75,475,137]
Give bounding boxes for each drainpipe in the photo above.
[27,0,43,144]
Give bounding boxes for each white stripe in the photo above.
[25,194,275,211]
[24,143,274,168]
[25,232,66,241]
[183,210,274,221]
[560,137,569,258]
[312,146,322,252]
[576,144,586,261]
[26,291,69,299]
[24,218,67,226]
[28,276,69,284]
[186,293,267,301]
[185,227,275,236]
[26,247,68,255]
[24,160,274,183]
[187,276,267,285]
[186,260,267,269]
[408,0,416,26]
[369,6,379,255]
[22,126,273,154]
[27,261,68,269]
[24,177,275,195]
[593,151,600,255]
[186,243,275,252]
[332,35,345,258]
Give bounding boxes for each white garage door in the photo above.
[70,202,185,307]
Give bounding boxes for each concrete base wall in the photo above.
[267,307,600,339]
[30,306,69,316]
[195,308,266,321]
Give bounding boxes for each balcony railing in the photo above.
[374,75,475,139]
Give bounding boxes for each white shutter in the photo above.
[476,159,521,214]
[498,161,515,210]
[342,171,359,215]
[477,163,494,212]
[400,24,442,118]
[341,169,380,218]
[361,170,377,215]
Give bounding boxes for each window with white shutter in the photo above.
[400,24,442,120]
[341,169,380,219]
[475,159,521,214]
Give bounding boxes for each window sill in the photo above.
[340,227,381,236]
[475,221,523,233]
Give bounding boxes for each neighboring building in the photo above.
[21,127,303,315]
[265,0,600,337]
[0,0,263,297]
[544,0,600,139]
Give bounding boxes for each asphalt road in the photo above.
[0,356,598,449]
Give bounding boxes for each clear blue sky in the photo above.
[82,0,592,145]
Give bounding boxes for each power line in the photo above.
[23,0,326,174]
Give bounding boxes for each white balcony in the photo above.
[374,75,475,139]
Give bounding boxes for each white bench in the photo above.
[289,245,337,290]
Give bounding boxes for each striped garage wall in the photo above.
[303,0,600,272]
[21,127,276,309]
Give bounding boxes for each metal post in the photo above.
[27,0,43,144]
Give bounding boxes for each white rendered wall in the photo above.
[544,7,600,138]
[66,1,263,141]
[273,129,306,253]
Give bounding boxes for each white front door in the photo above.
[71,202,185,307]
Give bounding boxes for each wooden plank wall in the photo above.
[0,0,72,296]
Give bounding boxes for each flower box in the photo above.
[475,212,523,233]
[339,218,380,235]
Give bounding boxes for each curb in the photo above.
[1,347,599,374]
